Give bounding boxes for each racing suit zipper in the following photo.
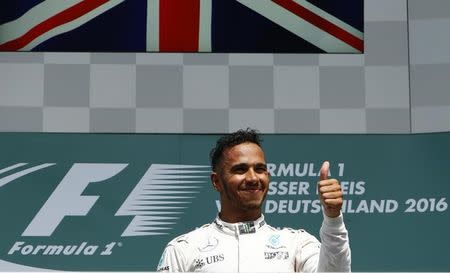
[236,229,240,273]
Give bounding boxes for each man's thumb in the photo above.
[320,161,329,181]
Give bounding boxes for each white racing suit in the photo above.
[157,214,351,272]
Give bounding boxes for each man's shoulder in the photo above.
[265,225,318,239]
[167,223,215,247]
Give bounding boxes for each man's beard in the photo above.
[240,199,264,210]
[221,180,267,210]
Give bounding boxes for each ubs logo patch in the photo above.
[194,258,205,270]
[193,254,225,270]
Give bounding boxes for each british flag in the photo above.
[0,0,363,53]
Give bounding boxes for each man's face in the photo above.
[212,142,269,214]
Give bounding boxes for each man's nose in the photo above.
[245,168,259,183]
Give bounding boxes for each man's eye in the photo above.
[256,167,267,173]
[234,168,247,174]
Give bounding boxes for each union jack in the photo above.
[0,0,363,53]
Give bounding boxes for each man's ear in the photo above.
[211,172,221,192]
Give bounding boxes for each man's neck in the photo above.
[219,210,262,223]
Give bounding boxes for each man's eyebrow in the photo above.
[230,163,248,171]
[230,162,267,170]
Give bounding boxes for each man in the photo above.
[157,128,350,272]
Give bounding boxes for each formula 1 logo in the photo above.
[1,163,209,237]
[0,160,211,270]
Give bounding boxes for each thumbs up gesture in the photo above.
[318,161,343,218]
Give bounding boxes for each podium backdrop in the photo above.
[0,133,449,271]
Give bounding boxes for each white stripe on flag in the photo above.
[236,0,359,53]
[22,0,125,51]
[0,0,83,45]
[147,0,160,51]
[293,0,363,39]
[199,0,212,52]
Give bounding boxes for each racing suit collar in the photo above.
[213,214,266,235]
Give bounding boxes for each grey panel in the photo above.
[409,0,450,20]
[91,53,136,64]
[229,109,275,133]
[365,0,407,21]
[229,66,274,108]
[0,107,42,132]
[412,106,450,133]
[410,64,450,107]
[43,107,89,132]
[136,108,183,133]
[0,63,44,107]
[90,108,135,132]
[275,109,320,133]
[90,64,136,108]
[183,109,229,133]
[320,67,365,109]
[183,54,229,65]
[409,19,450,65]
[136,53,183,65]
[0,52,44,63]
[229,54,273,66]
[366,108,410,133]
[274,66,320,109]
[365,66,410,108]
[44,53,90,64]
[183,66,229,109]
[365,21,408,65]
[320,109,366,133]
[44,64,90,107]
[136,65,183,107]
[274,54,318,66]
[319,55,364,67]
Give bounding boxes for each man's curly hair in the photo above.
[210,128,262,172]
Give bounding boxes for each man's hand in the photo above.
[318,161,343,218]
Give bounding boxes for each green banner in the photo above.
[0,133,449,271]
